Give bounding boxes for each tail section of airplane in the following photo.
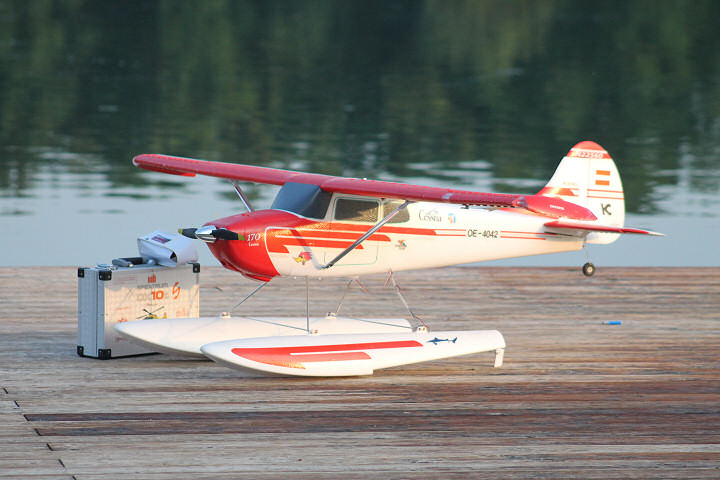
[539,141,625,244]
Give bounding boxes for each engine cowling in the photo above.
[203,210,304,282]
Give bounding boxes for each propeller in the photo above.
[179,228,198,239]
[178,226,242,243]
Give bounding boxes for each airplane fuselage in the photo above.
[206,192,584,281]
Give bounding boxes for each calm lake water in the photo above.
[1,1,718,268]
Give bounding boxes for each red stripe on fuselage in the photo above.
[268,236,367,252]
[265,221,460,254]
[433,229,466,236]
[587,188,624,200]
[276,230,391,242]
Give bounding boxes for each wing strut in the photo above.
[231,181,254,212]
[322,200,412,270]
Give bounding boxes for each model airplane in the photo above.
[118,141,661,376]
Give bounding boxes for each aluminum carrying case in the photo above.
[77,261,200,359]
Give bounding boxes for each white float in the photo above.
[113,314,413,356]
[200,329,505,377]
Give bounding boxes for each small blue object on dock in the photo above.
[603,320,622,325]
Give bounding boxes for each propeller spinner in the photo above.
[179,226,242,243]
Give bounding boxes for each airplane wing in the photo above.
[544,220,664,236]
[133,154,597,221]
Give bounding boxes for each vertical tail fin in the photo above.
[539,141,625,244]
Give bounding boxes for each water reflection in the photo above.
[1,1,718,265]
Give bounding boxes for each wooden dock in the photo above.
[2,266,719,479]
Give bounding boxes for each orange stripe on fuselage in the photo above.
[332,222,440,237]
[265,221,449,254]
[268,236,366,251]
[280,230,391,242]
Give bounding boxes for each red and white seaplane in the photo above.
[116,141,661,376]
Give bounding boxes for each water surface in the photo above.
[1,1,718,267]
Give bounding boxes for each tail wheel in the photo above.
[582,262,596,277]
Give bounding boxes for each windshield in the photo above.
[270,182,332,219]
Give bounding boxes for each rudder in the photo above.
[539,141,625,244]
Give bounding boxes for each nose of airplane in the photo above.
[200,212,280,281]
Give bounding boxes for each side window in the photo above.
[334,198,379,223]
[382,201,410,224]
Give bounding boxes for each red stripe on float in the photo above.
[231,340,423,369]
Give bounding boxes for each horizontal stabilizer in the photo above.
[544,220,664,236]
[200,330,505,377]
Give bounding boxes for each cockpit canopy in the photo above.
[270,181,410,223]
[270,182,332,219]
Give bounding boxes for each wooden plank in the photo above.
[1,266,718,479]
[0,396,71,478]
